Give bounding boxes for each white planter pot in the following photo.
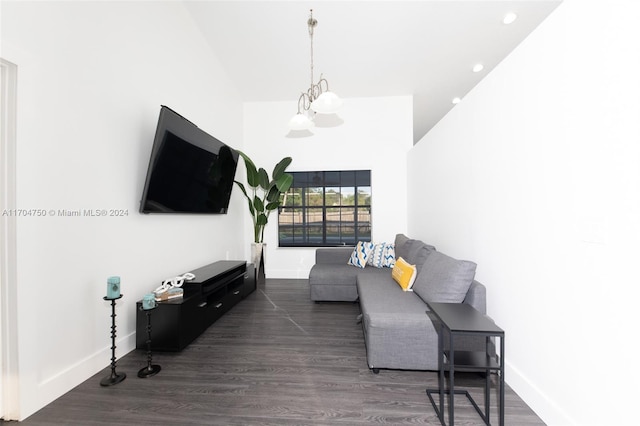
[251,242,266,285]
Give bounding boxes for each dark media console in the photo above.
[136,260,256,351]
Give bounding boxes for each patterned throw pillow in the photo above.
[368,242,396,268]
[382,243,396,268]
[347,241,374,268]
[391,257,417,291]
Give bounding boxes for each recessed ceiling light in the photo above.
[472,64,484,73]
[503,12,518,24]
[452,97,461,104]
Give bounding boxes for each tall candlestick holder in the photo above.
[138,305,161,378]
[100,294,126,386]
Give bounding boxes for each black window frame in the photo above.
[278,170,371,247]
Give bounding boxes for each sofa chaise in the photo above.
[308,234,487,372]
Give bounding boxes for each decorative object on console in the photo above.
[155,287,183,302]
[234,151,293,285]
[100,293,125,386]
[153,272,193,301]
[288,9,343,131]
[142,293,157,310]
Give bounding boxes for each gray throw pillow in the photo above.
[412,251,477,303]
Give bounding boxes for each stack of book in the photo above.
[154,287,183,302]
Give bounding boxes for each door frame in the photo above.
[1,56,20,421]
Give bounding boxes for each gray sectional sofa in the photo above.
[308,234,487,372]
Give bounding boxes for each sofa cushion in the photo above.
[391,257,417,291]
[412,251,477,303]
[309,264,360,286]
[368,242,396,268]
[356,274,440,370]
[405,240,434,271]
[347,241,374,268]
[394,234,435,270]
[394,234,411,260]
[315,247,353,264]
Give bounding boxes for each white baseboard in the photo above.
[506,361,575,425]
[21,332,136,421]
[265,269,311,279]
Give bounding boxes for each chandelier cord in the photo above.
[288,8,342,130]
[308,9,317,100]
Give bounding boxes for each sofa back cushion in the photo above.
[394,234,411,260]
[406,241,433,271]
[412,250,477,303]
[394,234,435,272]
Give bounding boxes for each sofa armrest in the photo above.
[315,247,353,265]
[463,280,487,314]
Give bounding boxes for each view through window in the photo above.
[278,170,371,247]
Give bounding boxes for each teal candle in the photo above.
[142,293,156,310]
[107,276,121,299]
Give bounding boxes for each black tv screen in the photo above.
[139,106,239,214]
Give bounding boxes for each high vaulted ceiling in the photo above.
[184,0,562,143]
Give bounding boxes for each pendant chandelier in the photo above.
[288,9,343,131]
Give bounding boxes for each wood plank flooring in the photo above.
[13,279,545,425]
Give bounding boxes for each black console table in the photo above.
[136,261,256,351]
[425,302,505,426]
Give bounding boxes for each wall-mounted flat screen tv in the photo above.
[139,106,238,214]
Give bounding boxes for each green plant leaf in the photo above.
[266,184,280,203]
[234,180,248,198]
[276,173,293,193]
[273,157,292,179]
[234,151,293,244]
[234,180,255,215]
[237,150,259,188]
[258,168,270,190]
[266,201,280,211]
[253,195,264,212]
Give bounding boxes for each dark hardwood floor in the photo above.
[12,279,545,425]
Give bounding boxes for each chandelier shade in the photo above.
[288,113,315,131]
[288,9,342,130]
[311,91,343,114]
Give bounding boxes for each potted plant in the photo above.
[234,150,293,283]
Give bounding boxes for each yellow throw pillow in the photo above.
[391,257,417,291]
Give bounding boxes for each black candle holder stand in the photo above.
[100,295,126,386]
[138,305,161,378]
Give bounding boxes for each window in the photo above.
[278,170,371,247]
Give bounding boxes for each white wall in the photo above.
[408,1,640,424]
[1,1,245,419]
[243,96,413,278]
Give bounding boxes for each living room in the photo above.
[1,1,639,425]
